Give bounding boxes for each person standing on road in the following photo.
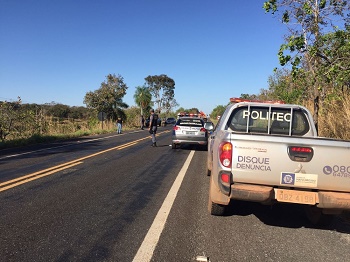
[140,115,145,130]
[149,109,158,147]
[117,117,122,134]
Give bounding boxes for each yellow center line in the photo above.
[0,162,83,192]
[0,130,170,192]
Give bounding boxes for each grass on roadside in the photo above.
[0,127,132,150]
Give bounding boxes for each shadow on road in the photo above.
[223,199,350,233]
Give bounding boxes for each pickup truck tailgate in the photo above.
[231,134,350,192]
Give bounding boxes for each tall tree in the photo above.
[133,85,152,116]
[144,74,176,113]
[264,0,350,132]
[84,74,128,120]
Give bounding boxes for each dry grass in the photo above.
[318,96,350,140]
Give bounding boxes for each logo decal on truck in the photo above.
[280,173,318,187]
[282,173,295,184]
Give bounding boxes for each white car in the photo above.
[172,117,208,149]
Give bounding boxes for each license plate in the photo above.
[186,131,195,135]
[274,189,317,205]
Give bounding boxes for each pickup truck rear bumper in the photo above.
[230,183,350,210]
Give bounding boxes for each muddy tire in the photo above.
[208,200,227,216]
[304,206,334,226]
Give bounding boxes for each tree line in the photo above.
[83,74,177,121]
[0,74,177,144]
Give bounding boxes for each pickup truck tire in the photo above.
[304,206,334,226]
[208,200,226,216]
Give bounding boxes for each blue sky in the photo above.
[0,0,286,115]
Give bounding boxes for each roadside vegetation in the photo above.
[0,74,178,149]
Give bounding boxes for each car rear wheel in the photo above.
[172,143,177,149]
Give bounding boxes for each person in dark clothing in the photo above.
[149,109,158,147]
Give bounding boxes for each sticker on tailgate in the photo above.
[281,173,318,187]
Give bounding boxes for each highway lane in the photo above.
[0,129,169,183]
[1,126,350,261]
[0,126,185,261]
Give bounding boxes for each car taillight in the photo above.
[288,146,314,162]
[173,126,180,131]
[200,127,206,132]
[219,142,232,167]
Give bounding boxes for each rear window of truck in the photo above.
[228,106,310,136]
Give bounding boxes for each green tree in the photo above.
[264,68,307,104]
[84,74,128,120]
[133,85,152,116]
[175,107,186,114]
[144,74,176,113]
[188,108,199,114]
[210,105,226,120]
[0,99,21,141]
[0,97,41,142]
[47,103,71,118]
[264,0,350,132]
[316,29,350,95]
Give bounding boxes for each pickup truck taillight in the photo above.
[219,142,232,168]
[288,146,314,162]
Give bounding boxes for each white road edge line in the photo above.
[133,150,195,262]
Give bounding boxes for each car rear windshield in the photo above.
[227,106,310,136]
[176,118,204,127]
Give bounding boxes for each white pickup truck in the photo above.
[207,98,350,225]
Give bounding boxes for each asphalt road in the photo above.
[0,126,350,262]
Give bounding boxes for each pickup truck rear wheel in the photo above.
[208,200,226,216]
[304,206,334,226]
